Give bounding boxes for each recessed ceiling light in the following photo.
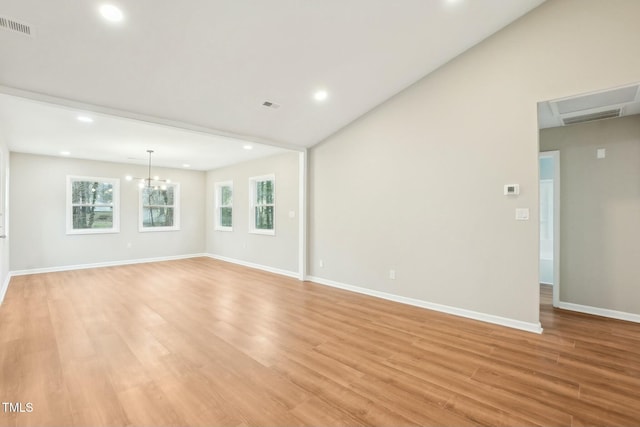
[182,164,191,168]
[314,90,328,102]
[77,115,94,123]
[60,151,71,156]
[99,4,124,22]
[243,145,253,150]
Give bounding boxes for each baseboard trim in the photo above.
[206,254,299,279]
[306,275,543,334]
[0,273,11,305]
[9,253,208,277]
[558,301,640,324]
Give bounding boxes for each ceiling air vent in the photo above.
[562,109,621,126]
[0,15,33,36]
[262,101,281,109]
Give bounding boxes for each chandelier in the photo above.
[125,150,170,189]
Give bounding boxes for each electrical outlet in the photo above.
[389,269,396,280]
[319,259,324,268]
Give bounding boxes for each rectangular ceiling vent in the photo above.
[554,86,638,115]
[0,15,33,37]
[562,109,621,126]
[262,101,281,109]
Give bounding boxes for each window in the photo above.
[249,174,275,235]
[139,183,180,232]
[66,176,120,234]
[215,181,233,231]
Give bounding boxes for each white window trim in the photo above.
[249,174,275,236]
[214,180,233,232]
[66,175,120,235]
[138,182,181,232]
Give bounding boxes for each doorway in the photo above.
[539,151,559,307]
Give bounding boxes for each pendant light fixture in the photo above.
[125,150,170,189]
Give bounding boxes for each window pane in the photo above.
[143,207,174,227]
[265,180,273,204]
[142,186,174,206]
[256,180,273,205]
[72,181,114,205]
[256,181,265,205]
[220,207,232,227]
[221,186,232,206]
[72,206,113,229]
[254,206,274,230]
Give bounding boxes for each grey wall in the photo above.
[206,151,299,274]
[308,0,640,326]
[10,153,206,270]
[540,116,640,314]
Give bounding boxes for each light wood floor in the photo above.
[1,258,639,426]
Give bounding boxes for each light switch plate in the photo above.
[597,148,606,159]
[515,208,530,220]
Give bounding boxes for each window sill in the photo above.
[249,229,275,236]
[139,226,181,232]
[66,228,120,235]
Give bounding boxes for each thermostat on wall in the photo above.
[504,184,520,196]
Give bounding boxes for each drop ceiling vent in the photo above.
[562,109,621,126]
[554,86,638,115]
[0,15,33,36]
[262,101,281,109]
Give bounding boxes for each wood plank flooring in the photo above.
[0,257,639,426]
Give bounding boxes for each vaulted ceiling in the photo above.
[0,0,546,169]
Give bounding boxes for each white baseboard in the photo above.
[558,301,640,323]
[2,253,296,304]
[306,275,543,334]
[206,253,299,279]
[9,253,208,277]
[0,273,10,305]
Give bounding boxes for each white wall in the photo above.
[206,151,300,275]
[10,153,206,271]
[0,134,9,301]
[540,116,640,315]
[308,0,640,328]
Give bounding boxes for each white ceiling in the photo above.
[0,93,287,170]
[0,0,546,169]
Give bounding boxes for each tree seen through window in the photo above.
[71,180,114,229]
